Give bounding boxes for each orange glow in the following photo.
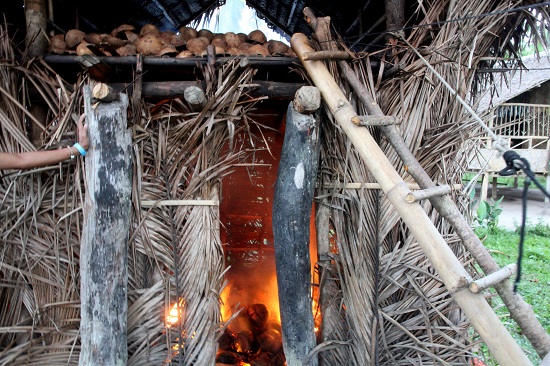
[166,299,185,327]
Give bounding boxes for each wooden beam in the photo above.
[80,87,132,366]
[107,80,304,100]
[273,88,321,366]
[291,32,532,366]
[24,0,48,59]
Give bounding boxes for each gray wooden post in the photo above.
[273,86,321,366]
[80,87,132,366]
[24,0,48,59]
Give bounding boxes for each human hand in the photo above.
[77,113,90,151]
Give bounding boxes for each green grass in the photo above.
[463,172,546,189]
[473,220,550,365]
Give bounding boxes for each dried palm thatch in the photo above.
[313,1,549,365]
[0,16,268,362]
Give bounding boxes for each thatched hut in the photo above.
[1,0,549,365]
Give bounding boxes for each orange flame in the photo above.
[166,299,185,327]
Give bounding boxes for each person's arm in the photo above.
[0,114,89,170]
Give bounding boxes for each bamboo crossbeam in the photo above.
[405,185,452,203]
[140,199,218,207]
[302,51,350,61]
[319,182,462,190]
[352,115,399,126]
[469,264,517,294]
[291,32,532,366]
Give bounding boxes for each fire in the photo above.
[166,298,185,327]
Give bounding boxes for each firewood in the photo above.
[216,350,241,364]
[235,331,254,354]
[184,86,206,111]
[92,83,118,102]
[247,304,269,330]
[293,86,321,114]
[218,328,237,352]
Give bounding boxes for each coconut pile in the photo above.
[48,24,294,58]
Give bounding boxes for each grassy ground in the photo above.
[463,172,547,190]
[474,221,550,365]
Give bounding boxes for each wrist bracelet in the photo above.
[73,143,87,156]
[67,146,75,160]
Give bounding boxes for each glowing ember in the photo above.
[166,299,185,327]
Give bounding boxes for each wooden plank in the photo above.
[273,89,321,366]
[80,87,132,366]
[292,32,532,366]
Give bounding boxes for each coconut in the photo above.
[179,27,197,41]
[211,38,227,50]
[76,41,94,56]
[158,45,177,56]
[225,47,241,56]
[237,33,248,43]
[247,30,267,44]
[224,32,241,48]
[237,42,251,52]
[65,29,86,49]
[135,34,163,55]
[186,38,208,55]
[116,44,137,56]
[197,29,213,42]
[103,35,127,48]
[160,30,175,45]
[110,24,135,37]
[140,24,161,36]
[176,50,194,58]
[267,40,289,55]
[124,31,139,44]
[171,33,187,48]
[84,33,102,45]
[246,44,270,56]
[49,34,67,53]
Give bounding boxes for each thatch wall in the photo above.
[1,1,549,365]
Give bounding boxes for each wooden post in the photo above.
[80,86,132,366]
[24,0,48,59]
[291,32,532,366]
[273,87,321,366]
[184,86,207,111]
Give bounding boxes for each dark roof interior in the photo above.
[4,0,408,51]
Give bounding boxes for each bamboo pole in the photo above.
[291,32,532,366]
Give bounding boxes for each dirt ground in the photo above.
[483,186,550,230]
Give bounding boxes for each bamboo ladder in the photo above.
[291,31,536,366]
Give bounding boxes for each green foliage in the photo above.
[470,191,504,237]
[473,223,550,365]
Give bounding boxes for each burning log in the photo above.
[217,303,286,365]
